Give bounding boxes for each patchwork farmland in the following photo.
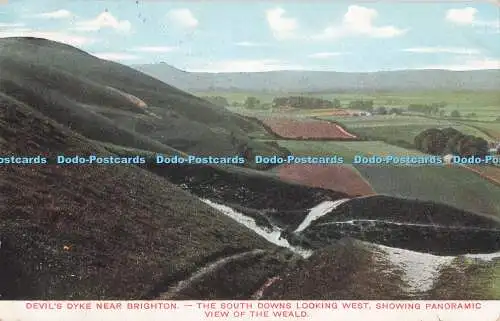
[224,93,500,219]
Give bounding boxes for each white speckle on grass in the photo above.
[370,243,455,292]
[369,242,500,293]
[464,251,500,261]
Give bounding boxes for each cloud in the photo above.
[417,57,500,70]
[402,47,481,55]
[235,41,267,47]
[445,7,499,32]
[308,52,345,59]
[0,28,95,46]
[185,59,306,73]
[74,12,131,32]
[131,46,178,53]
[315,5,407,40]
[33,9,73,19]
[445,7,477,25]
[266,8,298,40]
[166,9,198,29]
[0,22,26,28]
[93,52,141,61]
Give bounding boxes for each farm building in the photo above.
[488,142,500,154]
[350,111,372,116]
[443,154,454,164]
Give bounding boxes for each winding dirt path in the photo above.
[160,249,266,298]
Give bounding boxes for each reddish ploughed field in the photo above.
[277,164,376,196]
[262,118,357,139]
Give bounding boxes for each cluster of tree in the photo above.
[374,107,387,115]
[347,100,374,112]
[408,102,447,115]
[202,96,229,107]
[414,127,488,157]
[356,105,403,115]
[271,96,341,109]
[389,107,404,115]
[244,97,262,109]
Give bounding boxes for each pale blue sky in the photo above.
[0,0,498,72]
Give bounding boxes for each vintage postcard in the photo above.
[0,0,499,320]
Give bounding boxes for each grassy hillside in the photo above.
[0,37,348,300]
[427,258,500,299]
[0,92,292,299]
[261,239,409,299]
[0,37,283,160]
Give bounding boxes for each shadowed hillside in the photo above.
[0,37,283,159]
[0,92,296,299]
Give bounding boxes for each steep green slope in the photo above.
[0,92,290,299]
[0,37,282,160]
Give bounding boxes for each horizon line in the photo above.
[128,63,500,73]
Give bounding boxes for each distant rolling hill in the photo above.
[132,63,500,92]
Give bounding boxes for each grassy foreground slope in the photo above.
[261,239,409,299]
[0,37,282,160]
[0,92,290,300]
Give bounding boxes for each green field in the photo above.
[354,165,500,217]
[195,90,499,107]
[196,90,499,120]
[260,139,424,162]
[318,115,453,126]
[459,120,500,140]
[316,115,495,145]
[219,89,499,147]
[258,138,500,217]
